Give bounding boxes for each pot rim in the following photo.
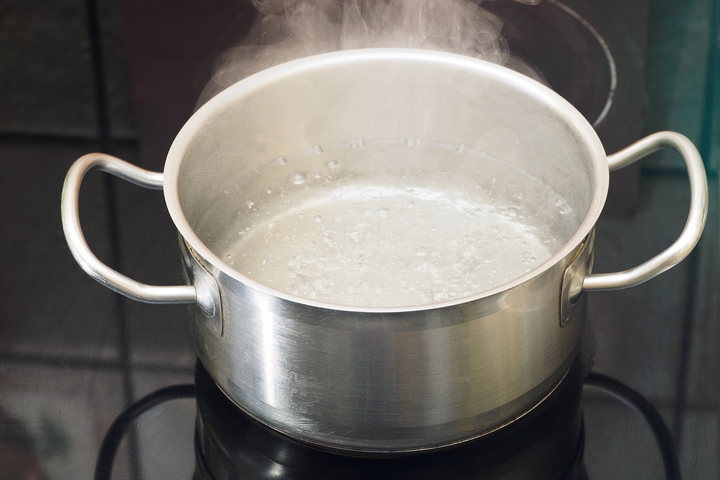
[163,48,609,313]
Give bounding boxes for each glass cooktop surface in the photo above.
[0,0,717,478]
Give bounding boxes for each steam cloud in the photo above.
[199,0,543,105]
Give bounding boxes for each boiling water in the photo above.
[199,139,576,307]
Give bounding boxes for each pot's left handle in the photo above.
[61,153,212,314]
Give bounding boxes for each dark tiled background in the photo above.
[0,0,717,478]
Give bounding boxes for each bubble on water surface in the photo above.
[483,249,499,263]
[520,252,537,264]
[289,172,307,185]
[323,260,341,271]
[434,291,449,302]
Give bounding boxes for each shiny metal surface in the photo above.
[61,153,208,310]
[61,48,707,451]
[193,355,587,477]
[168,48,608,450]
[187,240,586,451]
[583,131,709,291]
[561,230,595,326]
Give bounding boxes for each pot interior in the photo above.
[166,49,608,308]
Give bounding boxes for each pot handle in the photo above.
[61,153,209,311]
[582,131,708,292]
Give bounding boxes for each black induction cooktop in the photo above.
[0,0,717,478]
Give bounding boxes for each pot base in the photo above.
[199,347,580,455]
[195,355,586,477]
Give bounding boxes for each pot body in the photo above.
[165,48,607,452]
[182,233,592,452]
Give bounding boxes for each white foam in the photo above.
[200,139,574,307]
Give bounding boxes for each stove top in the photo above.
[0,0,717,478]
[89,357,681,480]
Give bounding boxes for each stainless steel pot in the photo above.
[61,49,708,453]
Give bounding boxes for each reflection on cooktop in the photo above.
[92,356,681,479]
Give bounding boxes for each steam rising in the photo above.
[199,0,542,104]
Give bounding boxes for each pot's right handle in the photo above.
[61,153,216,317]
[583,131,708,292]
